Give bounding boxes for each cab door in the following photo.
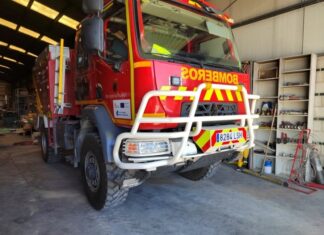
[95,5,132,121]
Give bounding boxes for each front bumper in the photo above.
[113,83,259,171]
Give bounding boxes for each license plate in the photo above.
[216,131,244,143]
[193,127,247,152]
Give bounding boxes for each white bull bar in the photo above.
[113,83,260,170]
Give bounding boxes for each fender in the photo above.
[36,115,49,129]
[76,105,126,163]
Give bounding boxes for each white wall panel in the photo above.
[303,2,324,54]
[211,0,300,22]
[233,10,304,61]
[232,19,275,60]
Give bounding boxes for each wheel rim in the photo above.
[84,151,100,192]
[41,132,47,155]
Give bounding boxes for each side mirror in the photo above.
[81,17,104,53]
[82,0,103,14]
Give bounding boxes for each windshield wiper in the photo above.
[149,52,204,68]
[150,52,240,72]
[203,62,241,72]
[172,54,204,68]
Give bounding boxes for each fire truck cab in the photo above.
[34,0,259,210]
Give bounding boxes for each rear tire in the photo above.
[180,160,222,181]
[80,133,129,210]
[40,124,60,163]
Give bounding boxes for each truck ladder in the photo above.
[51,39,70,115]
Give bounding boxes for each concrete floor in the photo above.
[1,133,324,235]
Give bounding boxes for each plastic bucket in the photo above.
[264,160,272,174]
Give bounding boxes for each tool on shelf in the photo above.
[279,121,306,130]
[280,110,308,115]
[279,95,306,101]
[283,82,309,86]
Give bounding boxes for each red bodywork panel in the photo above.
[134,60,250,130]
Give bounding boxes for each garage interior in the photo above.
[1,0,324,234]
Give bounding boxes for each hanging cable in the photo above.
[222,0,238,12]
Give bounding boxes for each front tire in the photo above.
[40,125,59,163]
[180,160,222,181]
[80,133,129,210]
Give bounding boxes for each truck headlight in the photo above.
[124,139,170,157]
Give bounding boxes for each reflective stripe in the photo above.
[195,130,213,149]
[236,91,243,102]
[190,87,198,100]
[143,113,166,118]
[159,86,242,102]
[226,90,234,101]
[203,89,213,101]
[134,61,152,69]
[175,86,187,100]
[215,89,224,101]
[159,86,171,100]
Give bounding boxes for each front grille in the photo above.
[181,102,237,117]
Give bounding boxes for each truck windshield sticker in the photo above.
[181,67,239,85]
[113,100,131,119]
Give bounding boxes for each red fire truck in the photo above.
[33,0,259,210]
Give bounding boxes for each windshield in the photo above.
[137,0,241,70]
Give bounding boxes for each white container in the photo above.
[264,160,272,174]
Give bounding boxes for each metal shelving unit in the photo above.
[252,54,317,177]
[252,59,279,172]
[313,55,324,164]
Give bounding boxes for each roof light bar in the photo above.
[18,26,40,38]
[41,36,58,45]
[0,64,11,70]
[9,45,26,53]
[12,0,30,7]
[0,18,17,30]
[31,1,59,20]
[58,15,79,30]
